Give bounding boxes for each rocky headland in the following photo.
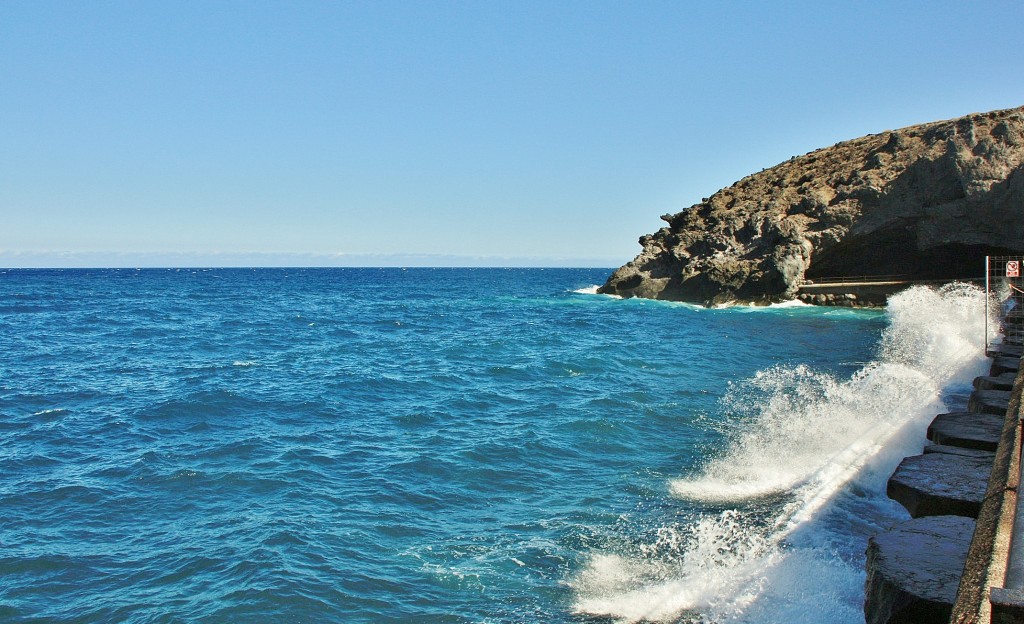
[600,105,1024,306]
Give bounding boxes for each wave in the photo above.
[571,282,993,623]
[573,284,624,299]
[31,408,69,417]
[764,299,810,308]
[709,299,811,310]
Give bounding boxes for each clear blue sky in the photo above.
[2,1,1023,267]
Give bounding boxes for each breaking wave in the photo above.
[571,283,993,623]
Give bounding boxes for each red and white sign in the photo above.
[1007,261,1020,278]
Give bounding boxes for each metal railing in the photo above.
[800,274,912,285]
[986,256,1024,355]
[800,274,985,286]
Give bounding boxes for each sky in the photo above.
[2,1,1023,268]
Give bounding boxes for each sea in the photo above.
[0,267,992,623]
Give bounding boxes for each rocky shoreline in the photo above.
[600,106,1024,306]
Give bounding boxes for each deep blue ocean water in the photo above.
[0,268,990,623]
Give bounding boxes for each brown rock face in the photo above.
[600,106,1024,305]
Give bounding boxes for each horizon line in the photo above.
[0,251,628,270]
[0,265,617,270]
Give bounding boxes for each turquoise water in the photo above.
[0,268,989,622]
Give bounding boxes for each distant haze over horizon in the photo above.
[0,251,618,269]
[3,1,1023,268]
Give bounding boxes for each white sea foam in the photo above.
[32,408,68,417]
[571,282,993,623]
[232,360,257,367]
[765,299,811,308]
[573,284,624,298]
[730,298,813,311]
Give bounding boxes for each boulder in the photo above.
[865,515,975,624]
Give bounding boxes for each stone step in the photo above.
[990,343,1024,358]
[927,412,1004,451]
[923,444,997,460]
[865,515,975,624]
[991,356,1021,377]
[1004,308,1024,326]
[887,452,992,518]
[968,389,1012,415]
[1002,331,1024,345]
[999,323,1024,338]
[991,588,1024,623]
[974,373,1018,391]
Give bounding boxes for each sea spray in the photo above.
[571,283,993,623]
[0,269,983,622]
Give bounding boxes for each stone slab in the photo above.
[927,411,1004,451]
[991,587,1024,624]
[865,515,975,624]
[1004,308,1024,327]
[887,452,992,518]
[990,343,1024,358]
[974,373,1018,391]
[1003,331,1024,346]
[923,444,997,460]
[968,389,1012,415]
[991,356,1021,376]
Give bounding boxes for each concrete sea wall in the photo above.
[864,324,1024,622]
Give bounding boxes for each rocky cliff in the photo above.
[600,106,1024,305]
